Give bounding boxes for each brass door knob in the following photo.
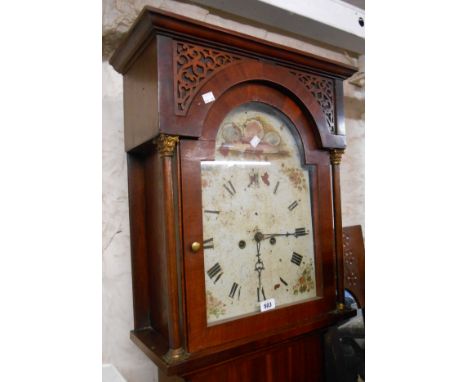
[191,242,201,252]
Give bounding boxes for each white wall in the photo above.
[102,1,364,381]
[103,61,157,382]
[342,75,365,229]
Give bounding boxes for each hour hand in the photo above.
[264,228,309,238]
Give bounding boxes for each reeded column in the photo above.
[330,149,345,311]
[157,134,187,363]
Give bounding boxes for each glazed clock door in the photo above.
[180,84,336,352]
[200,102,317,324]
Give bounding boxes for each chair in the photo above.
[325,225,365,382]
[343,225,365,315]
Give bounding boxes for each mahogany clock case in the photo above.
[110,6,357,379]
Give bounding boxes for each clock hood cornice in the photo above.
[109,6,357,80]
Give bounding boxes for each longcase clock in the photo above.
[110,7,357,382]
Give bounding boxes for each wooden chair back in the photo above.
[343,225,365,309]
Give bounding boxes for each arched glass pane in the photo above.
[201,102,316,325]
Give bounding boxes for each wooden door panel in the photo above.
[185,333,324,382]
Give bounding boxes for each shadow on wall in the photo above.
[344,96,365,120]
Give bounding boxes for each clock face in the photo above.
[201,102,317,325]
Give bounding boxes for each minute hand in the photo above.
[264,228,309,239]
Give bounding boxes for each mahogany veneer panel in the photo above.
[185,333,323,382]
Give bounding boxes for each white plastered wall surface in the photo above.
[102,1,364,381]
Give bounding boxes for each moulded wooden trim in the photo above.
[169,61,346,149]
[130,308,356,376]
[110,11,155,75]
[110,7,357,79]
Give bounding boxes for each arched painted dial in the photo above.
[201,102,316,325]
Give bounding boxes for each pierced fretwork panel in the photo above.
[174,41,242,115]
[290,71,335,134]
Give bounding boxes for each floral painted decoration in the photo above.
[293,263,315,295]
[206,290,226,319]
[281,166,307,192]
